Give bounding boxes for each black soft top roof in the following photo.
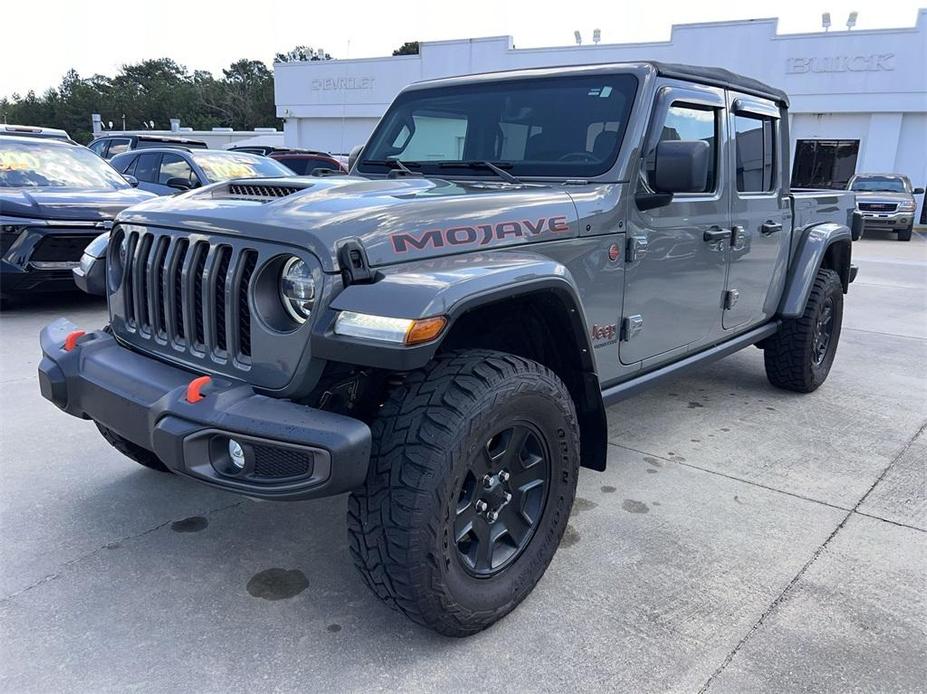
[651,62,789,107]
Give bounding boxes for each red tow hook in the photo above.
[63,330,86,352]
[185,376,212,404]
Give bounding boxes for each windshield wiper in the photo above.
[437,160,521,185]
[363,159,423,177]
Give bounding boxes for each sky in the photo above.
[2,0,923,97]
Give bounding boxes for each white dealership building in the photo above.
[275,11,927,213]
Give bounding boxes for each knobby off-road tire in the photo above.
[347,350,580,636]
[96,422,172,473]
[764,268,843,393]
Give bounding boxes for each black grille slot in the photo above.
[171,239,188,341]
[251,444,313,480]
[238,251,257,358]
[225,183,302,200]
[214,246,231,353]
[151,236,170,337]
[118,230,256,366]
[192,244,207,348]
[135,234,153,332]
[31,235,92,262]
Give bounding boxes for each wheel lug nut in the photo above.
[475,500,488,512]
[483,475,493,488]
[499,470,510,482]
[504,492,512,502]
[486,511,498,522]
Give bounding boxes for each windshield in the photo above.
[0,139,130,189]
[850,176,908,193]
[359,73,638,178]
[191,151,294,182]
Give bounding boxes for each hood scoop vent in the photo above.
[221,183,305,201]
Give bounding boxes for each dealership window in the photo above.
[734,115,775,192]
[647,104,719,193]
[791,139,859,190]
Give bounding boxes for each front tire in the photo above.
[897,226,913,241]
[764,268,843,393]
[347,350,579,636]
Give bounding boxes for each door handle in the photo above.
[760,221,782,235]
[703,227,730,242]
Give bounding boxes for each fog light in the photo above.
[228,439,246,469]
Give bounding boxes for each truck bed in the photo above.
[790,189,856,230]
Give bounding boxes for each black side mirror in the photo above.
[914,187,925,195]
[123,174,139,187]
[166,177,193,191]
[652,140,710,193]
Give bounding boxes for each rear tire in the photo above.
[347,350,579,636]
[96,422,172,473]
[764,268,843,393]
[897,226,913,241]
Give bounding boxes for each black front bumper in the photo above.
[38,319,371,500]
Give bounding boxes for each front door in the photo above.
[620,84,730,365]
[723,93,791,330]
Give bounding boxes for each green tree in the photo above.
[392,41,420,56]
[274,46,333,63]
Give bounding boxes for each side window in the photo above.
[134,153,161,183]
[107,138,131,157]
[648,104,719,193]
[88,140,108,157]
[158,153,195,185]
[734,115,776,192]
[280,158,307,175]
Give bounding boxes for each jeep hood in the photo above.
[117,176,580,272]
[1,187,156,221]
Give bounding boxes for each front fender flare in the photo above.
[313,250,596,372]
[778,223,852,319]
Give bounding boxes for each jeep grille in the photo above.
[119,227,257,363]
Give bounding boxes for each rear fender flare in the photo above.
[778,223,852,319]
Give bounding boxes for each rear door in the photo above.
[723,93,791,330]
[621,83,731,366]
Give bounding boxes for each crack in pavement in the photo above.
[696,418,927,693]
[0,500,244,606]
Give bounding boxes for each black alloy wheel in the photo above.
[454,422,551,577]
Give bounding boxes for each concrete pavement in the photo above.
[1,229,924,692]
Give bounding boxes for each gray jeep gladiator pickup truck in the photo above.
[38,62,858,636]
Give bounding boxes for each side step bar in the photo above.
[601,322,780,407]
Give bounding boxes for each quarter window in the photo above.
[734,115,776,192]
[648,104,719,193]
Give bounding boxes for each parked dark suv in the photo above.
[0,135,154,303]
[109,148,294,195]
[88,134,208,161]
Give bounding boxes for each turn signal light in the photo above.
[405,316,448,345]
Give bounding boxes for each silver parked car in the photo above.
[109,148,294,195]
[848,173,923,241]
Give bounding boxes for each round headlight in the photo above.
[279,257,315,323]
